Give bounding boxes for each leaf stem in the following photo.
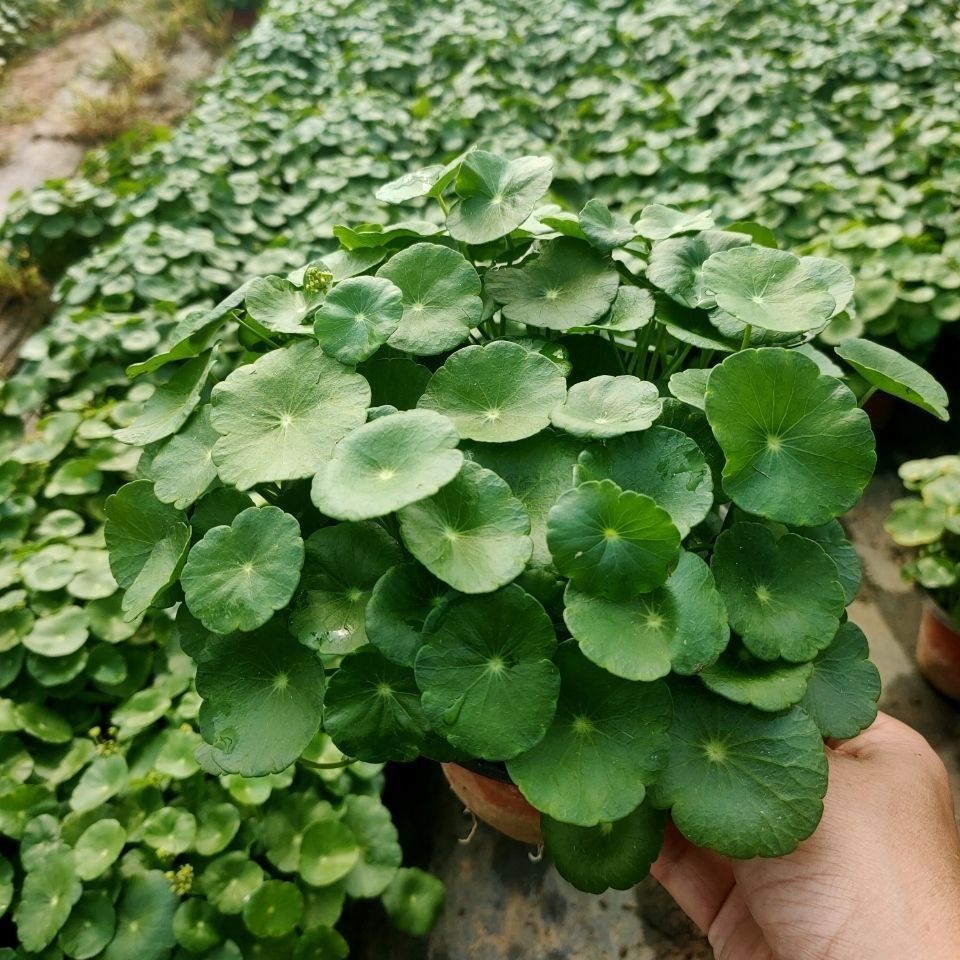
[236,315,280,350]
[299,756,357,771]
[662,344,693,378]
[633,320,656,378]
[740,324,753,351]
[859,385,878,409]
[644,323,667,380]
[607,331,626,373]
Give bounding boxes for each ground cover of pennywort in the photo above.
[104,151,950,894]
[4,0,960,364]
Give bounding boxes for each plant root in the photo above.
[528,843,544,863]
[457,808,478,844]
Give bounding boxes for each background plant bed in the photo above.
[886,454,960,701]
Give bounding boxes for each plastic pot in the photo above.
[441,762,542,845]
[916,601,960,702]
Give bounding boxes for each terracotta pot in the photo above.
[441,762,542,845]
[916,602,960,701]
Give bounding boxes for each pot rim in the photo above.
[452,757,513,785]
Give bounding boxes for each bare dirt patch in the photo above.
[0,16,217,217]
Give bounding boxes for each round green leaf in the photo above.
[485,238,620,331]
[635,204,714,240]
[705,348,876,526]
[649,683,827,858]
[23,605,89,656]
[546,479,680,600]
[418,341,566,443]
[114,351,215,446]
[20,544,80,592]
[415,585,559,759]
[324,647,428,762]
[884,496,945,547]
[575,426,713,537]
[578,199,637,251]
[70,755,127,812]
[102,871,177,960]
[311,410,463,521]
[14,850,82,952]
[291,521,403,655]
[466,431,582,567]
[243,881,303,938]
[210,340,370,489]
[366,563,450,666]
[195,624,326,776]
[294,928,349,960]
[34,509,85,540]
[148,405,220,510]
[299,819,361,887]
[182,506,304,634]
[313,276,403,364]
[398,460,532,593]
[550,375,661,439]
[565,551,728,681]
[173,898,222,953]
[142,806,196,855]
[340,795,402,898]
[647,230,750,309]
[585,285,655,332]
[105,480,190,619]
[202,853,264,914]
[799,519,862,605]
[245,276,321,334]
[15,702,72,744]
[446,151,553,244]
[800,256,854,317]
[195,802,241,856]
[712,522,844,662]
[507,643,671,826]
[375,164,446,203]
[701,247,834,333]
[74,818,126,880]
[542,802,666,894]
[381,868,446,936]
[376,243,481,355]
[700,643,814,711]
[58,890,115,960]
[836,338,949,421]
[800,621,880,739]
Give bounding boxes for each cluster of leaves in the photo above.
[0,5,448,956]
[886,455,960,623]
[5,0,960,358]
[0,0,57,71]
[102,150,949,895]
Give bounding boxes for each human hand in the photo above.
[651,712,960,960]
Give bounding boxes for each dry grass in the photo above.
[69,87,141,143]
[0,252,47,315]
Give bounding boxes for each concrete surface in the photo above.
[357,473,959,960]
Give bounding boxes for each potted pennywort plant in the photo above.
[105,150,949,894]
[886,455,960,701]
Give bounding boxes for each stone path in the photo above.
[356,473,959,960]
[0,18,216,220]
